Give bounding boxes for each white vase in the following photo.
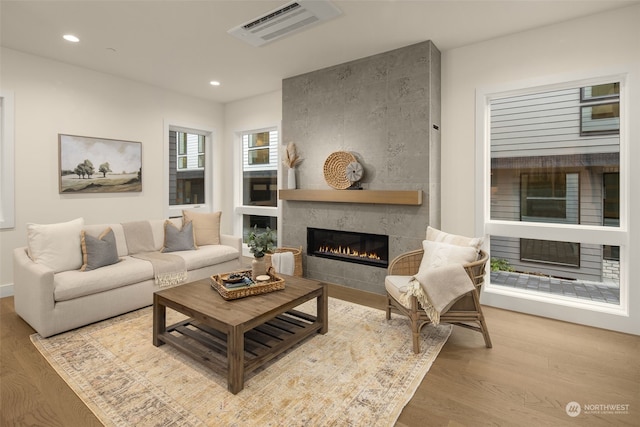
[287,168,297,189]
[252,256,267,279]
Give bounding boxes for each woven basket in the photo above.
[211,268,285,300]
[323,151,356,190]
[265,247,303,277]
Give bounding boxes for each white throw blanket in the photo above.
[271,252,295,275]
[131,252,187,287]
[402,264,475,325]
[122,221,187,287]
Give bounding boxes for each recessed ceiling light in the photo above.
[63,34,80,43]
[209,81,221,86]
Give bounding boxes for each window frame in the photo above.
[164,122,215,218]
[234,126,281,257]
[0,90,15,230]
[475,72,629,320]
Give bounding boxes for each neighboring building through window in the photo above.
[487,80,622,304]
[520,172,579,223]
[169,130,205,206]
[580,83,620,136]
[237,128,279,248]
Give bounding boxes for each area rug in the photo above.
[31,298,451,427]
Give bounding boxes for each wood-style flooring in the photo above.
[2,285,639,426]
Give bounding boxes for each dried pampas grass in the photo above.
[283,142,303,168]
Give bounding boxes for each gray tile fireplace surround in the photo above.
[281,41,441,295]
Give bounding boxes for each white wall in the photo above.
[441,4,640,334]
[0,48,224,291]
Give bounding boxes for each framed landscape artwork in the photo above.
[58,134,142,193]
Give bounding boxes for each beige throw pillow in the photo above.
[182,210,221,246]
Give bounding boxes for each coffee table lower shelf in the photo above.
[155,309,322,391]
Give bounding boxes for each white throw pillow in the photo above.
[417,240,478,276]
[27,217,85,273]
[426,226,484,250]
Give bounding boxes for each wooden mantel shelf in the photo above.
[279,189,422,206]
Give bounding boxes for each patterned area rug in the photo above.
[31,298,451,427]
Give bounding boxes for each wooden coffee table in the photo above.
[152,275,327,394]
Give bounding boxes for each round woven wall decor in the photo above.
[323,151,356,189]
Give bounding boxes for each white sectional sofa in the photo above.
[13,215,242,337]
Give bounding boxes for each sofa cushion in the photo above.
[27,217,84,273]
[162,220,197,252]
[54,256,154,302]
[385,275,412,306]
[171,244,240,271]
[183,210,221,246]
[81,228,120,271]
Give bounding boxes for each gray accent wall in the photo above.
[281,40,441,295]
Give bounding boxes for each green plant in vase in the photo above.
[248,226,276,278]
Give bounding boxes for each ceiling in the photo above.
[1,0,637,104]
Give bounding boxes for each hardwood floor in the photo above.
[2,287,639,426]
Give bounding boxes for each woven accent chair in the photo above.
[385,249,492,353]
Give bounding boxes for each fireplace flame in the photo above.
[318,245,381,260]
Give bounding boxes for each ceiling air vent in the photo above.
[228,0,342,47]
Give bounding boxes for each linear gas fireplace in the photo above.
[307,227,389,268]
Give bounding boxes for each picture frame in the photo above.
[58,134,142,193]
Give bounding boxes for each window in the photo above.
[603,172,620,262]
[165,124,213,218]
[247,131,271,165]
[482,77,626,312]
[580,82,619,101]
[603,172,619,226]
[520,239,580,267]
[580,83,620,136]
[0,90,15,229]
[520,172,579,222]
[242,130,277,208]
[235,128,279,252]
[170,130,205,206]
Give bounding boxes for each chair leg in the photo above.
[472,290,493,348]
[385,293,392,320]
[410,297,421,354]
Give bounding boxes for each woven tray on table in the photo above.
[265,247,303,277]
[210,268,285,300]
[323,151,356,190]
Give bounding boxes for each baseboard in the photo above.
[325,282,386,310]
[0,283,14,298]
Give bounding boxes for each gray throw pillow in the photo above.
[162,220,197,252]
[81,228,120,271]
